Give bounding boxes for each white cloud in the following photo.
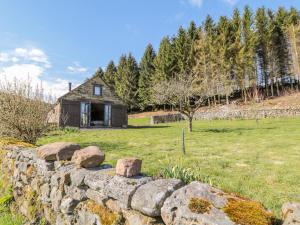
[67,62,88,73]
[0,47,50,67]
[186,0,203,8]
[0,47,78,98]
[222,0,238,5]
[0,63,72,98]
[184,0,238,8]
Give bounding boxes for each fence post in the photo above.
[182,128,186,155]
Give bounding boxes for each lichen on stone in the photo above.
[223,198,273,225]
[85,200,122,225]
[188,198,212,214]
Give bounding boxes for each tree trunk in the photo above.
[276,81,280,96]
[270,79,274,97]
[226,94,229,105]
[188,116,193,132]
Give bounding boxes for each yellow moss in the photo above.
[0,137,34,148]
[188,198,212,214]
[23,186,43,221]
[85,200,120,225]
[223,198,273,225]
[26,165,34,176]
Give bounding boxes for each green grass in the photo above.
[0,177,24,225]
[38,117,300,216]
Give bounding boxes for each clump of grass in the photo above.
[85,200,121,225]
[0,195,14,210]
[160,165,213,185]
[188,198,212,214]
[61,126,80,134]
[223,198,273,225]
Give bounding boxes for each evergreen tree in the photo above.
[203,15,218,105]
[103,60,117,89]
[138,44,156,110]
[216,16,233,104]
[115,54,140,111]
[287,7,300,84]
[255,7,269,95]
[153,37,176,83]
[242,6,257,98]
[93,67,105,79]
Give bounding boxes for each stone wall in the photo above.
[150,113,185,125]
[2,144,299,225]
[194,108,300,120]
[150,108,300,124]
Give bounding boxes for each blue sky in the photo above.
[0,0,300,97]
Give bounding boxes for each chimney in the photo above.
[68,82,72,92]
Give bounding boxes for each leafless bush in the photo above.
[153,74,208,132]
[0,78,53,144]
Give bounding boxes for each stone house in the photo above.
[48,75,127,128]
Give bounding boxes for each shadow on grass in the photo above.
[127,125,170,129]
[199,127,276,133]
[80,141,127,149]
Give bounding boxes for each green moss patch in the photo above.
[85,200,120,225]
[223,198,273,225]
[188,198,212,214]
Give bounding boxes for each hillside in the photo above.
[129,92,300,118]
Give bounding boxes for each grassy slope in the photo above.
[38,117,300,216]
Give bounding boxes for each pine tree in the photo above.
[255,7,269,96]
[242,6,257,99]
[103,60,117,89]
[203,15,218,105]
[153,37,176,83]
[138,44,156,110]
[115,54,140,111]
[93,67,105,79]
[216,16,232,104]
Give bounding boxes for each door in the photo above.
[80,102,90,127]
[104,104,111,126]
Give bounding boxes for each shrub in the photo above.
[0,79,52,144]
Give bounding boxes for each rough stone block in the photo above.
[60,197,79,215]
[282,202,300,225]
[131,179,184,217]
[71,146,105,168]
[37,142,80,161]
[116,158,142,177]
[104,175,152,209]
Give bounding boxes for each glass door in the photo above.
[80,102,90,127]
[104,104,111,126]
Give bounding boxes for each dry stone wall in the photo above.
[193,108,300,120]
[150,108,300,124]
[2,143,300,225]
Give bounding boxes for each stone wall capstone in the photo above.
[2,143,299,225]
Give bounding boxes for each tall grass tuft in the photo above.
[160,165,214,185]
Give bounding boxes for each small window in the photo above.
[94,85,102,96]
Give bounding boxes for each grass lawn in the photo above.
[38,117,300,216]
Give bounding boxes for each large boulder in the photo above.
[104,175,152,209]
[37,142,80,161]
[131,179,184,217]
[282,202,300,225]
[71,146,105,168]
[116,158,142,177]
[161,181,273,225]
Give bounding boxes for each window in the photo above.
[94,85,102,96]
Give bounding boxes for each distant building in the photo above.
[48,75,127,128]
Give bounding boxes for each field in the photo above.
[38,117,300,216]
